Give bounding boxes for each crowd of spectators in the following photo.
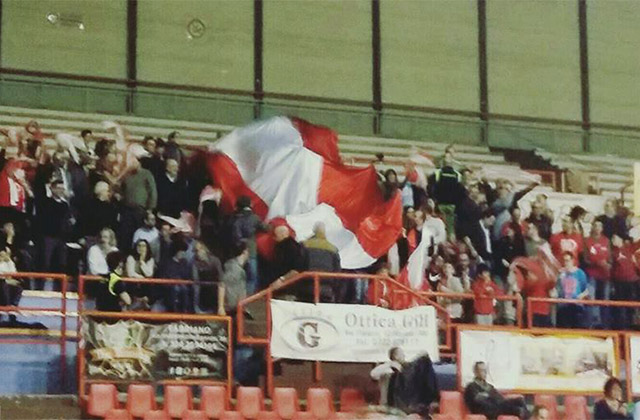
[380,144,640,330]
[0,122,639,334]
[0,122,347,320]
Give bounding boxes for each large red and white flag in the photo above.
[206,117,402,269]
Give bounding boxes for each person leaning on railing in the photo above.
[95,251,131,312]
[556,251,589,329]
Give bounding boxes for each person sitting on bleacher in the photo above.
[464,361,529,420]
[370,346,405,406]
[594,377,631,419]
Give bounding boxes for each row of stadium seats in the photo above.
[439,391,590,420]
[87,384,370,420]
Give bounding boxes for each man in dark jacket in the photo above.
[596,199,629,240]
[156,158,187,218]
[273,225,307,283]
[304,222,341,302]
[387,351,439,417]
[428,151,466,233]
[230,196,267,295]
[464,361,528,419]
[526,200,553,241]
[36,179,76,279]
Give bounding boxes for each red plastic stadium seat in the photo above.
[220,412,245,420]
[143,411,170,420]
[88,383,120,418]
[440,391,466,417]
[164,385,193,419]
[127,384,157,418]
[256,412,280,420]
[106,409,133,420]
[272,387,300,420]
[236,387,265,419]
[306,388,334,419]
[200,386,228,419]
[563,396,588,420]
[182,411,207,420]
[339,388,365,412]
[291,413,315,420]
[533,394,559,420]
[497,416,519,420]
[432,415,454,420]
[465,416,488,420]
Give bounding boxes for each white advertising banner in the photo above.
[459,328,618,393]
[628,335,640,395]
[270,300,439,363]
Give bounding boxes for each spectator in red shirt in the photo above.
[522,266,556,328]
[611,235,638,330]
[550,216,584,263]
[583,220,612,328]
[472,264,502,325]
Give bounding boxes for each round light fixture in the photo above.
[187,18,206,39]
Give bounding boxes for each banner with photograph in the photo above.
[459,328,618,393]
[628,334,640,395]
[270,300,439,363]
[82,316,229,381]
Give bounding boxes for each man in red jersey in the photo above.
[583,220,612,328]
[550,216,584,263]
[611,235,638,330]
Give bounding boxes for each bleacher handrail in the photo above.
[527,296,640,328]
[0,272,69,391]
[418,290,524,328]
[236,271,452,397]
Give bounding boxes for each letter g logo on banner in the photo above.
[297,322,320,348]
[282,317,339,353]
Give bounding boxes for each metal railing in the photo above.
[76,275,234,405]
[236,271,451,397]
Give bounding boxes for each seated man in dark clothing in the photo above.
[95,251,131,312]
[386,349,439,418]
[464,361,529,420]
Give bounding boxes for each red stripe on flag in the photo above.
[318,162,402,259]
[291,117,342,165]
[206,152,269,220]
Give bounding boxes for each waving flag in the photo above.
[206,116,402,269]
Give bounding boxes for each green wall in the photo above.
[137,0,253,90]
[487,0,581,121]
[2,0,127,78]
[1,0,640,152]
[588,0,640,127]
[381,0,478,112]
[263,0,371,101]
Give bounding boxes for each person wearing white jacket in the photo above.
[370,347,405,406]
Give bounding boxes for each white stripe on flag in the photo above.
[213,117,323,219]
[286,203,376,270]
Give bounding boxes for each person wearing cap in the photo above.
[230,196,267,295]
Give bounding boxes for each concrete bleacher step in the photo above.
[0,105,236,134]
